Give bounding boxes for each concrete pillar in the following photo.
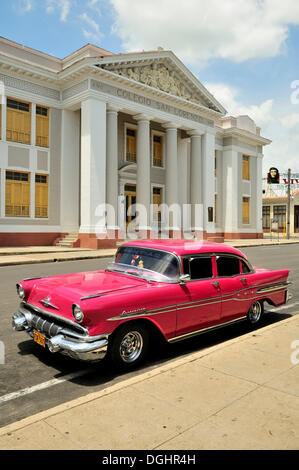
[135,114,151,233]
[79,98,113,248]
[164,124,180,234]
[222,148,239,236]
[202,132,216,236]
[60,109,80,233]
[178,136,189,233]
[106,106,119,234]
[189,132,203,233]
[1,94,6,141]
[256,155,263,236]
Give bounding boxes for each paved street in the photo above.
[0,244,298,429]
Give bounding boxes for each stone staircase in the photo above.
[55,233,79,248]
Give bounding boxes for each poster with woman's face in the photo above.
[267,167,280,184]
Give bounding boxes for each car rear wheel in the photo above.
[109,323,149,369]
[247,300,264,325]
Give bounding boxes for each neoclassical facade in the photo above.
[0,37,271,247]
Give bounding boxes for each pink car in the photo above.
[12,240,291,369]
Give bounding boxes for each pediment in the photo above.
[95,52,226,114]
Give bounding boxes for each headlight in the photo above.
[16,283,25,300]
[72,304,84,323]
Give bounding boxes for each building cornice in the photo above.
[216,125,271,147]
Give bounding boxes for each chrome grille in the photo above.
[28,313,62,337]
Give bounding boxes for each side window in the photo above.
[185,257,213,280]
[241,260,251,274]
[216,256,240,277]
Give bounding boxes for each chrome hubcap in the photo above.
[248,302,262,323]
[120,331,143,363]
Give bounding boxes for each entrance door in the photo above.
[124,184,136,232]
[152,186,163,234]
[295,206,299,233]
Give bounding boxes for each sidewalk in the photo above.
[0,314,298,450]
[0,237,299,266]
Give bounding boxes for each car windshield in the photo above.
[106,246,180,282]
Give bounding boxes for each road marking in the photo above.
[0,369,92,405]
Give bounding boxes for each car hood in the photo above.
[26,270,146,320]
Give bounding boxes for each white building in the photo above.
[0,37,271,248]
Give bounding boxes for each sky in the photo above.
[1,0,299,174]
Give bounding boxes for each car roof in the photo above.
[119,239,248,259]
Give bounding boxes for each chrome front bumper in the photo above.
[12,307,110,362]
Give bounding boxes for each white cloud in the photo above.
[280,113,299,129]
[204,82,274,125]
[109,0,299,65]
[14,0,33,14]
[88,0,102,15]
[79,12,103,42]
[46,0,70,22]
[202,81,299,172]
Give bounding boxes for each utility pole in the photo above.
[287,168,291,239]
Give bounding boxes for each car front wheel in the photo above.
[247,300,264,325]
[109,323,149,369]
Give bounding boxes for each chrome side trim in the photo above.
[81,285,138,300]
[169,316,247,343]
[256,281,291,294]
[107,280,290,321]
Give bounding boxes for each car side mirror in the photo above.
[179,274,191,284]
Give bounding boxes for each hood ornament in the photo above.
[40,297,59,310]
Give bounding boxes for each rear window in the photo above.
[216,256,240,277]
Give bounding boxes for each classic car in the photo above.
[12,240,291,369]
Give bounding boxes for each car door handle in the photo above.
[212,281,220,288]
[240,278,247,283]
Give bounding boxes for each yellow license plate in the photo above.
[33,330,46,348]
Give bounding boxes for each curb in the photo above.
[1,313,298,437]
[0,251,117,267]
[1,241,299,266]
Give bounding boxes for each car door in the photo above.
[175,255,222,339]
[215,255,253,322]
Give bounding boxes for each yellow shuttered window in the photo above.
[126,128,136,162]
[36,105,49,147]
[35,174,49,218]
[242,155,250,180]
[242,197,250,224]
[153,135,163,167]
[6,98,31,145]
[153,187,162,221]
[5,171,30,217]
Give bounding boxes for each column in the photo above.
[202,132,216,237]
[135,114,151,235]
[189,131,203,235]
[222,148,239,237]
[79,98,114,248]
[0,93,6,141]
[256,154,263,237]
[60,109,80,233]
[106,106,119,236]
[178,136,189,234]
[164,123,179,235]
